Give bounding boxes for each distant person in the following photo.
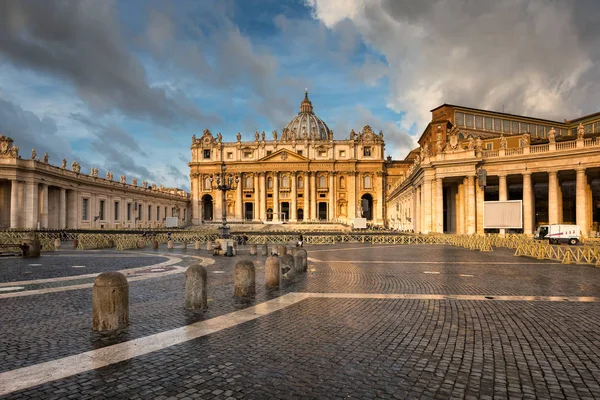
[242,233,248,245]
[167,231,172,240]
[297,233,303,248]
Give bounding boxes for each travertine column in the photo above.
[10,180,20,229]
[26,182,39,229]
[40,184,49,229]
[576,168,588,236]
[476,177,485,234]
[422,179,432,234]
[273,173,279,222]
[548,171,559,224]
[191,179,199,224]
[557,182,563,223]
[456,182,463,234]
[415,186,421,233]
[376,173,384,223]
[435,177,443,233]
[236,175,243,221]
[329,173,335,221]
[466,176,475,234]
[290,172,297,222]
[348,173,356,221]
[59,188,66,229]
[303,172,310,221]
[522,173,533,235]
[310,173,317,220]
[254,174,260,221]
[259,173,266,221]
[498,174,507,235]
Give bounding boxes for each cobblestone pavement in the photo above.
[1,243,599,399]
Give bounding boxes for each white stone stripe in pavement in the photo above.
[0,292,597,396]
[307,259,562,265]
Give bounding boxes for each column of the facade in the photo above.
[522,172,534,235]
[329,173,335,221]
[310,172,317,220]
[376,172,384,224]
[215,190,223,225]
[40,184,49,229]
[422,178,432,234]
[348,173,356,221]
[498,174,507,235]
[476,177,485,235]
[557,181,563,224]
[59,188,66,229]
[191,179,199,224]
[236,174,243,221]
[25,182,39,229]
[415,186,421,233]
[10,180,20,229]
[254,174,260,221]
[259,173,266,221]
[303,172,310,221]
[273,172,280,222]
[576,168,588,236]
[290,172,297,222]
[466,176,475,234]
[548,171,559,224]
[456,182,464,234]
[435,177,443,233]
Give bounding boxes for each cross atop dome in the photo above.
[300,89,313,114]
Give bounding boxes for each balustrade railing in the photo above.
[505,148,524,156]
[530,144,549,153]
[556,141,576,150]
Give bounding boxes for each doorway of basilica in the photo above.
[361,194,373,221]
[201,195,213,221]
[318,202,327,220]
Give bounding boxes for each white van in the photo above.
[534,224,580,245]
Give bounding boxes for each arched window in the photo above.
[245,176,253,189]
[282,175,289,188]
[298,177,303,189]
[364,175,371,189]
[204,177,211,190]
[319,175,326,188]
[267,177,273,189]
[339,176,346,189]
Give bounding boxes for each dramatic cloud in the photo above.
[306,0,600,132]
[0,0,217,127]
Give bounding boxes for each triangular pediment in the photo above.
[259,149,310,162]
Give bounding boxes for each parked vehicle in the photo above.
[534,224,580,245]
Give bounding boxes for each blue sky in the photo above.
[1,0,598,191]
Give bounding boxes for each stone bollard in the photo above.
[295,248,308,272]
[261,243,269,256]
[136,240,146,249]
[281,254,295,285]
[277,245,287,256]
[185,264,207,310]
[249,244,257,255]
[152,240,159,250]
[73,239,79,249]
[22,232,41,258]
[293,250,303,275]
[195,241,201,250]
[167,240,173,249]
[182,242,187,250]
[234,260,256,297]
[54,239,61,250]
[207,241,213,251]
[92,272,129,332]
[265,255,280,290]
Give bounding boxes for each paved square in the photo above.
[1,243,599,399]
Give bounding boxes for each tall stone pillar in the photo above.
[522,172,533,235]
[254,174,260,221]
[310,172,317,220]
[557,183,563,223]
[273,172,280,222]
[422,178,432,234]
[576,168,588,236]
[466,176,475,234]
[435,177,444,233]
[26,182,39,229]
[475,177,485,235]
[415,186,421,233]
[303,172,310,221]
[348,172,356,221]
[290,172,297,222]
[10,180,20,229]
[236,174,243,221]
[215,190,223,224]
[40,184,49,229]
[329,173,335,221]
[191,179,199,224]
[376,172,384,224]
[259,173,266,221]
[498,174,507,235]
[548,171,559,224]
[456,182,463,234]
[59,188,67,229]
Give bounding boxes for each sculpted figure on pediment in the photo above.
[142,181,148,189]
[261,131,266,141]
[436,140,443,153]
[500,134,507,149]
[61,159,67,169]
[255,131,259,141]
[272,130,278,141]
[106,171,113,181]
[31,148,37,160]
[237,132,241,142]
[71,161,80,173]
[522,133,530,146]
[468,136,475,150]
[420,144,429,157]
[43,153,49,163]
[120,175,126,184]
[0,135,19,158]
[132,178,137,186]
[151,183,157,190]
[217,133,222,143]
[577,123,585,139]
[350,129,356,140]
[192,135,196,143]
[548,127,556,144]
[475,136,483,152]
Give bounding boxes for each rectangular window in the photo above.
[82,198,89,221]
[594,122,600,133]
[244,150,253,158]
[297,150,303,156]
[138,203,142,221]
[157,206,160,221]
[585,123,592,134]
[318,150,327,157]
[512,121,519,134]
[494,118,502,132]
[465,114,474,128]
[475,115,483,129]
[455,112,465,126]
[266,150,272,156]
[183,209,186,220]
[521,123,529,134]
[114,201,119,221]
[99,200,105,220]
[227,152,233,159]
[363,147,371,157]
[339,150,346,157]
[164,207,167,219]
[537,125,545,137]
[486,143,492,150]
[127,203,132,221]
[503,120,511,133]
[203,149,211,159]
[148,205,151,220]
[571,127,577,136]
[485,117,492,131]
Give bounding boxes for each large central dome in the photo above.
[281,91,332,141]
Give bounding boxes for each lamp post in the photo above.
[210,163,239,238]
